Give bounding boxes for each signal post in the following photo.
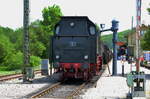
[23,0,30,82]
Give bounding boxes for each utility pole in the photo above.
[136,0,141,73]
[23,0,30,82]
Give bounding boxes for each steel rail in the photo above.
[31,82,61,98]
[30,81,86,99]
[0,70,41,81]
[66,82,87,99]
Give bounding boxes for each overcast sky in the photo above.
[0,0,150,32]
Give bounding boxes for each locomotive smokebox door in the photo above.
[41,59,50,75]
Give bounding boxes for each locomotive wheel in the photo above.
[88,70,92,80]
[93,67,97,76]
[59,72,65,81]
[83,70,88,81]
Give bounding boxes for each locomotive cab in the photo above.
[54,16,97,36]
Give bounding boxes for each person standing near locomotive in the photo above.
[140,54,144,66]
[120,47,126,63]
[120,46,126,76]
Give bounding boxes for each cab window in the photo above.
[89,26,96,35]
[55,25,60,34]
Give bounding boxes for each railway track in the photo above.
[30,64,107,99]
[0,70,41,81]
[31,80,87,99]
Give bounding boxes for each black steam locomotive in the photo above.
[49,16,112,80]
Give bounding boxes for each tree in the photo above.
[0,25,42,70]
[30,41,46,57]
[13,28,23,51]
[0,5,63,71]
[42,5,63,34]
[0,26,14,41]
[0,34,14,65]
[141,6,150,50]
[101,30,131,49]
[147,8,150,13]
[141,29,150,50]
[3,51,41,70]
[40,5,63,58]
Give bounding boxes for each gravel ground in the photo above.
[80,61,150,99]
[41,81,83,98]
[0,72,61,99]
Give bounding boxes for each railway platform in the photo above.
[81,60,150,99]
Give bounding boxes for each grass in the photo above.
[0,66,40,76]
[0,70,21,76]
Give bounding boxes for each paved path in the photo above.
[81,60,150,99]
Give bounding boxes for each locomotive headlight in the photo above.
[84,55,88,59]
[56,55,60,59]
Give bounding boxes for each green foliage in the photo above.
[141,3,150,50]
[141,29,150,50]
[117,30,131,41]
[42,5,63,34]
[14,28,23,51]
[0,70,21,75]
[141,6,150,50]
[30,56,41,67]
[0,33,14,64]
[147,8,150,12]
[1,51,41,71]
[101,30,131,49]
[101,34,113,48]
[30,41,46,57]
[41,5,63,58]
[4,52,23,70]
[0,5,62,71]
[0,27,14,41]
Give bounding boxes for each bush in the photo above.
[0,34,14,64]
[3,52,23,70]
[0,66,9,71]
[143,60,148,66]
[1,51,41,71]
[30,56,41,67]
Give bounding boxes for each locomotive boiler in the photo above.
[50,16,109,80]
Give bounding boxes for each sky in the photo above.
[0,0,150,33]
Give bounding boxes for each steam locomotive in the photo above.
[49,16,112,80]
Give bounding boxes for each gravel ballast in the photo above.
[0,73,61,99]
